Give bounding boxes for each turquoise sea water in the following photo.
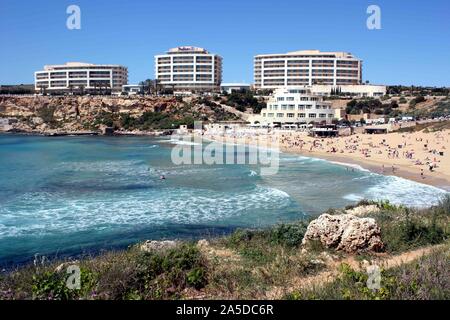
[0,135,447,265]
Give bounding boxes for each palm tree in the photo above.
[139,79,151,95]
[155,79,162,95]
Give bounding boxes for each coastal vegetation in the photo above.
[387,85,450,97]
[409,98,450,119]
[1,197,449,300]
[221,90,266,113]
[286,247,449,300]
[345,98,399,117]
[344,95,450,119]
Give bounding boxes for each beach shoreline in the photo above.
[3,130,450,190]
[291,150,450,191]
[201,132,450,191]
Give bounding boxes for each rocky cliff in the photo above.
[0,96,240,135]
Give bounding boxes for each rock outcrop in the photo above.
[302,214,384,253]
[0,96,239,134]
[140,240,178,252]
[345,204,380,216]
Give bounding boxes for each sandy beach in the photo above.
[203,129,450,191]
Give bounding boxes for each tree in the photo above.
[390,100,399,109]
[139,79,156,95]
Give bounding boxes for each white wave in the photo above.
[0,186,291,239]
[328,161,371,172]
[281,155,370,171]
[343,193,365,202]
[169,139,201,146]
[280,155,326,163]
[343,175,448,208]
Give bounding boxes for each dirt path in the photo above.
[266,244,446,299]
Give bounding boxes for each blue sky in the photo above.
[1,0,449,86]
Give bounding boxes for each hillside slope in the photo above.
[0,96,240,134]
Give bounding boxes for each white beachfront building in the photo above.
[34,62,128,94]
[154,46,222,93]
[253,49,386,97]
[122,84,144,95]
[249,88,335,126]
[220,83,251,94]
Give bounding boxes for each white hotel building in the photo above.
[250,88,335,126]
[155,46,222,92]
[254,50,386,97]
[34,62,128,93]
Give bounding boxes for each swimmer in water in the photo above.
[160,175,166,180]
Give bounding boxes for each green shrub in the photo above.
[238,246,273,264]
[94,111,116,127]
[269,222,308,247]
[134,244,208,297]
[377,200,402,211]
[32,267,96,300]
[227,229,255,247]
[186,267,207,289]
[378,209,448,253]
[435,195,450,216]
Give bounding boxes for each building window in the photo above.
[277,97,284,101]
[288,105,295,110]
[281,105,287,110]
[299,113,306,118]
[268,113,274,117]
[287,113,295,118]
[309,113,316,118]
[286,97,294,101]
[277,113,284,118]
[319,114,327,118]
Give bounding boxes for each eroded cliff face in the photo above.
[0,96,238,134]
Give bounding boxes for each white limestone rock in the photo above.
[302,214,384,253]
[140,240,178,252]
